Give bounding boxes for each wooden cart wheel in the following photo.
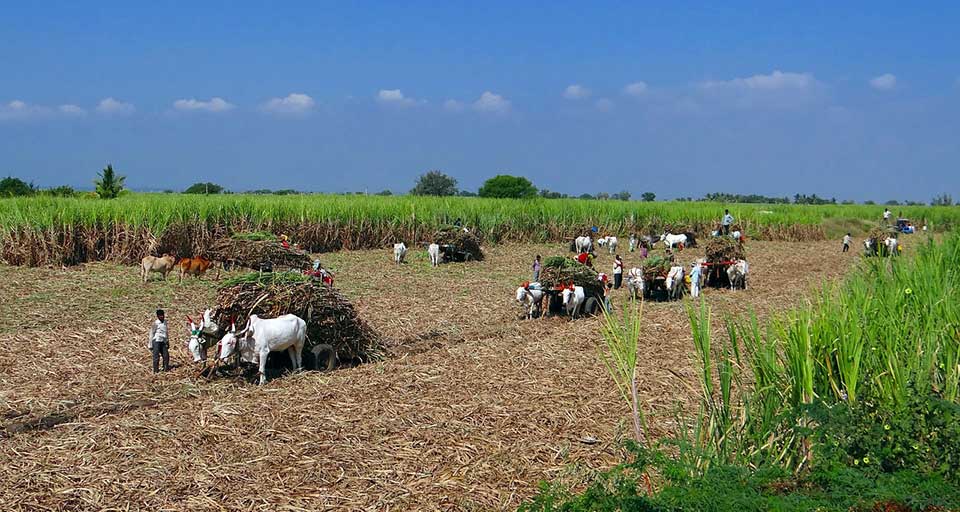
[310,344,337,371]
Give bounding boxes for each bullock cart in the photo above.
[205,272,384,382]
[208,234,313,272]
[538,256,605,317]
[433,227,484,263]
[703,236,745,288]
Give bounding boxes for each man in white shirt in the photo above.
[883,209,891,225]
[721,210,734,235]
[148,309,170,373]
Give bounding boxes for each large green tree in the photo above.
[478,174,537,199]
[410,170,458,196]
[0,176,35,197]
[183,182,225,194]
[94,164,126,199]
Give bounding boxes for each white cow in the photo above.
[393,242,407,264]
[660,233,688,250]
[665,266,685,300]
[218,314,307,385]
[597,236,618,254]
[628,234,637,252]
[884,237,899,256]
[185,309,219,363]
[515,284,545,319]
[575,236,593,254]
[727,259,749,290]
[561,286,586,317]
[427,243,441,266]
[186,321,206,363]
[624,267,646,299]
[141,254,176,283]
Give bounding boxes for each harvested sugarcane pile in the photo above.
[213,272,384,366]
[642,254,671,279]
[539,256,603,295]
[208,234,313,271]
[866,226,896,242]
[433,227,484,262]
[704,236,745,263]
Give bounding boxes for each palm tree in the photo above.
[94,164,126,199]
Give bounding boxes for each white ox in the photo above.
[561,286,586,317]
[185,309,219,362]
[218,314,307,385]
[596,236,618,254]
[515,284,545,319]
[626,268,645,299]
[665,266,686,300]
[428,243,441,266]
[575,236,593,254]
[660,233,690,250]
[393,242,407,264]
[141,254,176,283]
[628,234,637,252]
[727,259,749,290]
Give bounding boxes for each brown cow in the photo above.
[141,254,176,283]
[178,257,219,283]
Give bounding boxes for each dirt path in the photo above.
[0,241,859,510]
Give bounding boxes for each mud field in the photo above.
[0,240,861,510]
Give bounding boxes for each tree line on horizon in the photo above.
[0,167,955,207]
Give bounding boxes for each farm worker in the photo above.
[721,210,734,235]
[532,255,542,282]
[883,208,891,225]
[603,283,613,312]
[639,241,648,259]
[629,234,637,252]
[613,255,624,289]
[576,251,594,268]
[280,234,290,248]
[690,262,702,298]
[147,309,170,373]
[842,233,852,253]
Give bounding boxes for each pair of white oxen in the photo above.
[187,309,308,385]
[515,283,592,319]
[392,242,444,266]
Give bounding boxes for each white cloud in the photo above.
[58,104,86,116]
[623,81,649,97]
[96,97,135,115]
[173,97,235,112]
[700,70,817,91]
[376,89,418,107]
[696,70,823,109]
[869,73,897,91]
[0,100,41,120]
[260,93,315,115]
[595,98,614,112]
[1,100,87,120]
[563,84,591,100]
[443,99,465,112]
[472,91,511,113]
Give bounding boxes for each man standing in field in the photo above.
[613,255,624,289]
[721,210,734,235]
[883,208,892,225]
[689,261,702,298]
[842,233,852,253]
[532,255,541,282]
[147,309,170,373]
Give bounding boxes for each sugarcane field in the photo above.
[1,207,952,510]
[7,5,960,510]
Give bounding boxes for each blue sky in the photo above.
[2,1,958,201]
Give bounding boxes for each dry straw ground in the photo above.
[0,240,860,511]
